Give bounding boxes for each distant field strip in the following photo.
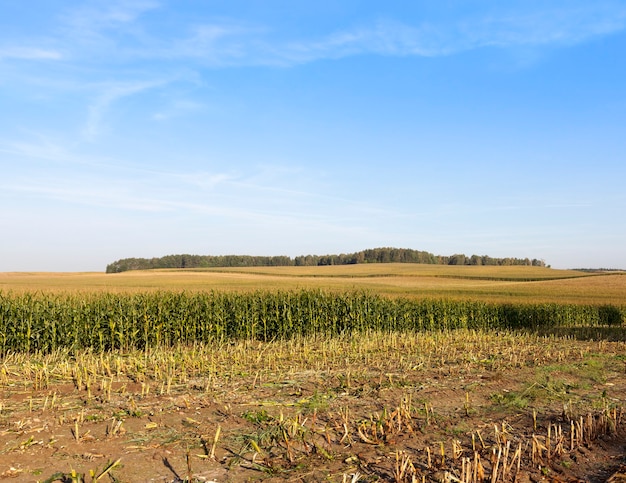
[1,265,624,305]
[189,268,591,282]
[186,263,590,280]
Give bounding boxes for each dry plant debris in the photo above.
[0,330,624,482]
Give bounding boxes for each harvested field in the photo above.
[0,265,624,305]
[0,331,625,482]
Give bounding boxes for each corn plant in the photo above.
[0,290,623,355]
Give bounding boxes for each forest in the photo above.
[106,247,546,273]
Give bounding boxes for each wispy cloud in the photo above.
[83,79,165,140]
[0,134,165,174]
[461,4,626,49]
[4,176,309,223]
[151,99,205,121]
[0,137,72,163]
[166,22,264,62]
[2,152,394,231]
[41,1,626,68]
[171,172,233,189]
[133,4,626,65]
[49,0,162,64]
[61,0,161,38]
[274,5,626,64]
[0,46,63,61]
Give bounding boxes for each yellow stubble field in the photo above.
[1,264,624,305]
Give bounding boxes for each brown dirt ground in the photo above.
[1,353,625,483]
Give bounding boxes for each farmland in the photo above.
[0,265,624,482]
[1,264,625,304]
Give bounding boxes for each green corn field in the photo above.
[0,290,623,354]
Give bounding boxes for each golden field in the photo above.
[1,264,624,305]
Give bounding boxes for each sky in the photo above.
[1,1,626,272]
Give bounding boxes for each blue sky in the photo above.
[2,1,626,271]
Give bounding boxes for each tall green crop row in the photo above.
[0,291,623,354]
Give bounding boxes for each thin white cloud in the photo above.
[51,0,162,63]
[83,79,165,140]
[276,5,626,64]
[0,138,72,163]
[61,0,161,36]
[462,4,626,49]
[98,0,160,24]
[2,155,397,231]
[152,22,267,65]
[0,47,63,61]
[275,21,448,64]
[172,172,233,190]
[150,99,205,121]
[9,1,619,71]
[0,134,172,175]
[121,4,626,66]
[5,179,312,223]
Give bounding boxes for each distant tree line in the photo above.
[105,248,546,273]
[573,268,624,273]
